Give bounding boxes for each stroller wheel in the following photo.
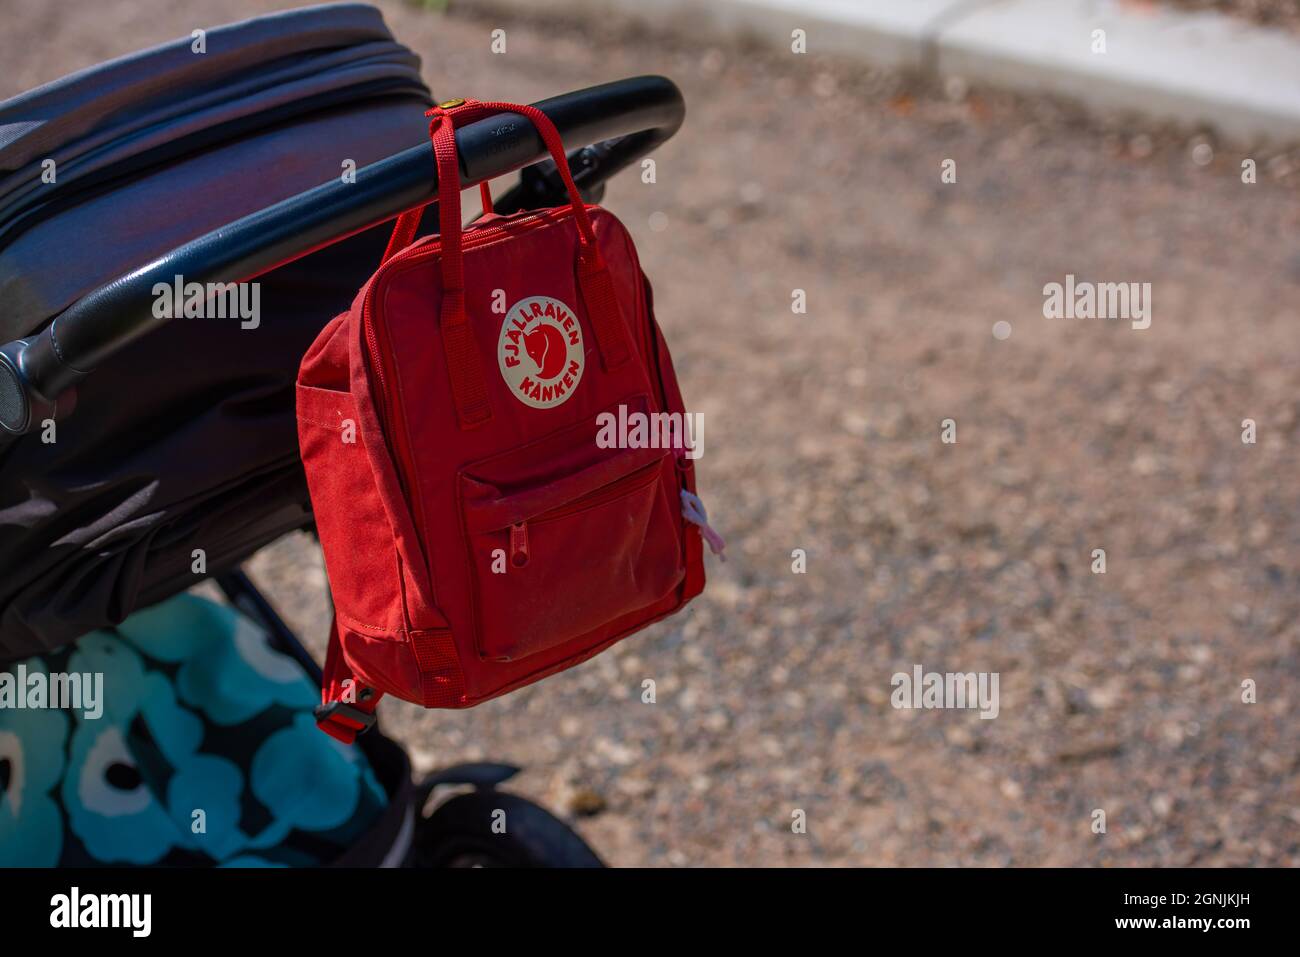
[411,791,605,868]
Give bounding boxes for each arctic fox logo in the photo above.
[522,323,568,380]
[497,295,584,408]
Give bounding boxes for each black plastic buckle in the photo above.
[313,700,377,734]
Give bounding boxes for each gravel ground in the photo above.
[5,0,1298,866]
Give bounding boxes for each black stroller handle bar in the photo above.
[0,75,684,437]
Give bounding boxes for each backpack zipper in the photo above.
[505,460,662,568]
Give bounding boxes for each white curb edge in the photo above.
[492,0,1300,144]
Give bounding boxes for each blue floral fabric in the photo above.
[0,594,387,866]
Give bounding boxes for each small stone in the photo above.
[739,181,764,205]
[700,48,725,77]
[1129,134,1154,158]
[568,787,607,817]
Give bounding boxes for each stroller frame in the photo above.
[0,68,685,866]
[0,75,685,438]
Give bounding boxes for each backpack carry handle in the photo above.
[384,98,601,260]
[386,98,633,430]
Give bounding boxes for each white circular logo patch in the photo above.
[497,295,585,409]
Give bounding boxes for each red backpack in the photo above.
[296,99,722,742]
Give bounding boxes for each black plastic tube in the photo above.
[0,75,684,436]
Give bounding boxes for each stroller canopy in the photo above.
[0,4,433,659]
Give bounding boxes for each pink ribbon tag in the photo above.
[681,490,726,561]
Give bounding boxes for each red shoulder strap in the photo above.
[314,617,382,744]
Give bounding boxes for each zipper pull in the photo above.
[509,522,530,567]
[681,491,726,561]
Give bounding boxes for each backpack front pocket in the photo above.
[460,446,685,662]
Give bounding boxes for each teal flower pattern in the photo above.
[0,659,69,867]
[1,593,387,866]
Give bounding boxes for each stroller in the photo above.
[0,3,683,867]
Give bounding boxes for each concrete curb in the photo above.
[508,0,1300,143]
